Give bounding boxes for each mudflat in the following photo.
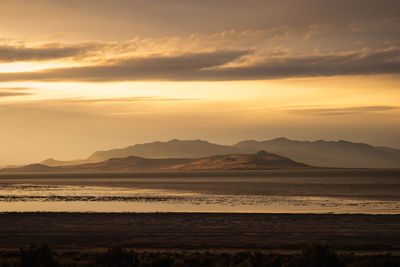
[0,212,399,252]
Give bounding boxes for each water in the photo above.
[0,169,399,213]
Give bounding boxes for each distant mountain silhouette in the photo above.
[1,151,309,173]
[234,138,400,168]
[1,164,58,173]
[85,138,400,168]
[5,138,400,170]
[88,139,251,161]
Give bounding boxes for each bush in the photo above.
[0,243,398,267]
[19,243,59,267]
[95,247,138,267]
[295,244,346,267]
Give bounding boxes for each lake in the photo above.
[0,169,399,213]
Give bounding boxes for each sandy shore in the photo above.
[0,212,399,252]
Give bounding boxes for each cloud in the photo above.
[207,47,400,80]
[0,87,34,97]
[0,87,32,91]
[0,91,32,97]
[0,47,399,82]
[0,43,100,62]
[0,50,249,82]
[1,14,399,65]
[2,13,400,63]
[287,105,400,116]
[3,0,400,41]
[66,97,203,103]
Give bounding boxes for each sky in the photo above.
[0,0,400,165]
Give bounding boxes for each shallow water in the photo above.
[0,169,399,213]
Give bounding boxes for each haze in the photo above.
[1,0,400,165]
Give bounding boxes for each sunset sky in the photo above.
[1,0,400,165]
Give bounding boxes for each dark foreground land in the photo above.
[1,244,400,266]
[0,213,399,251]
[1,213,400,266]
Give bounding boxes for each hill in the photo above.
[165,150,309,170]
[0,164,58,173]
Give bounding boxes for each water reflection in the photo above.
[0,185,399,214]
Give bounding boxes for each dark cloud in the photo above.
[0,87,34,97]
[0,91,32,97]
[287,106,399,116]
[207,47,400,80]
[3,0,400,38]
[0,47,399,82]
[0,43,99,62]
[0,50,249,82]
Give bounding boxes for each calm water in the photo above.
[0,169,399,214]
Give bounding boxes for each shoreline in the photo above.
[2,211,400,215]
[1,168,400,174]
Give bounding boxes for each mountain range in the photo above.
[41,138,400,168]
[2,137,400,171]
[234,138,400,168]
[0,151,309,173]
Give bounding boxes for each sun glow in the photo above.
[0,62,73,73]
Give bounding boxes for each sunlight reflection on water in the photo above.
[1,170,399,213]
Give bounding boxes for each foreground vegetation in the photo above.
[0,244,399,267]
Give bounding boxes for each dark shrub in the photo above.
[296,244,345,267]
[95,247,138,267]
[19,243,59,267]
